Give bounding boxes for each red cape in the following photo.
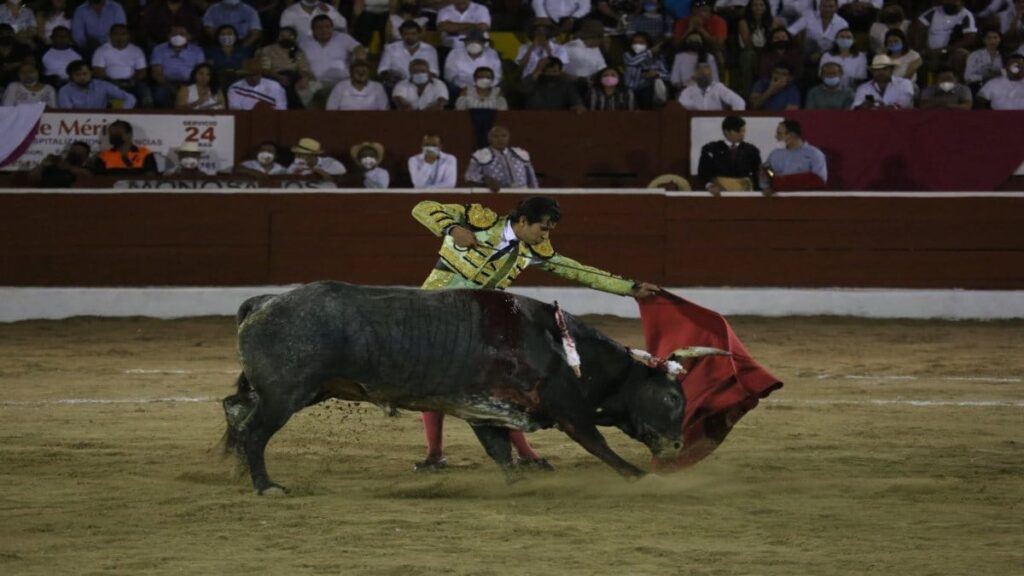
[639,291,783,470]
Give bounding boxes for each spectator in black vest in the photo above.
[697,115,763,194]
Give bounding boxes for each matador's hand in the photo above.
[631,282,661,298]
[449,225,479,249]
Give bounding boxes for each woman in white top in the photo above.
[2,60,55,107]
[454,66,508,110]
[965,29,1005,88]
[175,63,227,111]
[882,28,922,83]
[0,0,35,44]
[868,4,909,54]
[818,28,867,89]
[34,0,70,46]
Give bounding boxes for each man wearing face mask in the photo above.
[378,21,438,87]
[227,58,287,110]
[166,141,216,176]
[523,57,585,111]
[351,141,390,189]
[409,133,458,189]
[95,120,158,175]
[465,125,538,191]
[150,25,205,108]
[391,58,449,110]
[919,66,972,109]
[622,31,670,109]
[454,66,508,109]
[280,0,347,45]
[203,0,263,49]
[239,141,287,176]
[515,22,569,78]
[977,53,1024,109]
[913,0,977,77]
[443,29,502,91]
[677,58,745,111]
[852,54,916,109]
[91,23,152,107]
[141,0,203,49]
[70,0,126,53]
[805,61,853,109]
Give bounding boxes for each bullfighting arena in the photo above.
[1,313,1020,575]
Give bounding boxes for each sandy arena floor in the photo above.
[0,315,1021,575]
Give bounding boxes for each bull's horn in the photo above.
[628,348,655,365]
[669,347,731,359]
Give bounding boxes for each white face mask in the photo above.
[360,157,377,169]
[1010,64,1022,75]
[179,157,199,169]
[170,34,187,47]
[292,158,309,168]
[219,35,236,47]
[938,81,955,92]
[257,151,274,164]
[631,43,647,54]
[411,72,429,85]
[475,77,493,89]
[422,145,440,156]
[466,42,484,56]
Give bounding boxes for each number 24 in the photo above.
[184,127,216,143]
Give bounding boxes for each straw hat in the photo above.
[647,174,692,191]
[870,54,896,69]
[177,141,201,153]
[350,141,385,162]
[291,137,325,155]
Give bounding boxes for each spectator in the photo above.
[378,20,439,86]
[759,26,804,81]
[206,24,252,87]
[150,25,205,108]
[140,0,203,49]
[515,22,569,77]
[443,29,502,91]
[70,0,126,53]
[29,140,92,187]
[913,0,978,77]
[623,31,670,109]
[465,125,538,191]
[203,0,262,49]
[299,14,363,91]
[979,0,1013,23]
[818,27,867,89]
[454,65,508,109]
[386,2,428,44]
[0,23,31,85]
[761,119,827,194]
[351,141,389,189]
[238,142,287,176]
[280,0,346,45]
[677,58,746,110]
[920,66,973,109]
[35,0,71,47]
[737,0,785,96]
[533,0,591,33]
[750,62,801,110]
[837,0,880,33]
[95,119,157,174]
[257,26,318,109]
[40,25,79,83]
[776,0,813,25]
[392,58,449,110]
[351,0,391,47]
[523,57,585,111]
[852,54,916,109]
[698,115,763,194]
[588,66,636,110]
[869,3,909,53]
[977,53,1024,108]
[563,19,608,79]
[965,29,1005,89]
[2,60,56,106]
[670,31,720,90]
[672,0,727,60]
[436,0,490,48]
[176,62,226,109]
[287,137,347,180]
[408,133,457,188]
[805,61,854,108]
[1003,0,1023,48]
[91,23,151,107]
[788,0,848,59]
[0,0,35,45]
[227,58,287,110]
[57,59,135,108]
[625,0,675,40]
[165,141,216,176]
[883,28,922,82]
[325,59,388,110]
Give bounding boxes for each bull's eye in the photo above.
[664,394,680,407]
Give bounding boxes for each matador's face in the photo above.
[513,215,557,246]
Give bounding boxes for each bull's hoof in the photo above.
[412,456,448,473]
[516,457,555,472]
[256,484,288,497]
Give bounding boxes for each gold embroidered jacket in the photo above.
[412,200,636,295]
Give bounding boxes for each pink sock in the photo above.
[421,412,444,458]
[509,430,540,459]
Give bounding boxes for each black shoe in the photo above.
[516,457,555,472]
[413,455,448,472]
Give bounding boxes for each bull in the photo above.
[223,281,718,495]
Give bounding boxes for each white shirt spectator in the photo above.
[409,151,458,188]
[280,2,347,44]
[562,38,606,78]
[978,76,1024,109]
[42,46,82,80]
[917,6,977,50]
[851,76,916,108]
[325,79,389,110]
[362,166,390,188]
[999,5,1022,34]
[868,21,910,53]
[836,0,882,8]
[455,86,509,109]
[300,32,360,86]
[670,53,719,89]
[889,50,922,81]
[227,77,287,110]
[965,49,1004,84]
[378,41,439,79]
[91,41,147,81]
[443,44,502,89]
[2,82,56,107]
[788,13,850,53]
[678,81,746,111]
[241,158,287,174]
[40,14,72,43]
[388,14,429,42]
[978,0,1012,18]
[819,52,868,89]
[532,0,591,22]
[436,2,491,47]
[288,155,347,175]
[392,78,449,110]
[0,4,35,33]
[515,40,570,77]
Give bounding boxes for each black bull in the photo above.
[223,281,689,495]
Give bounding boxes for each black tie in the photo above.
[488,239,520,263]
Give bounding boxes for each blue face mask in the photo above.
[836,38,854,50]
[887,41,903,54]
[823,76,841,87]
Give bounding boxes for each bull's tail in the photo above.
[222,371,260,468]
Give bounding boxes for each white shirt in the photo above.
[388,15,429,42]
[299,33,361,85]
[868,21,909,53]
[227,77,287,110]
[91,42,147,81]
[0,4,35,33]
[670,52,720,88]
[777,0,813,24]
[851,76,916,109]
[362,166,390,189]
[918,7,978,50]
[42,47,82,80]
[436,2,491,47]
[978,76,1024,110]
[241,159,287,174]
[497,219,518,250]
[443,45,503,89]
[677,81,746,111]
[515,41,570,77]
[2,82,56,107]
[788,14,850,53]
[562,39,606,78]
[408,151,458,188]
[531,0,590,22]
[999,6,1022,34]
[965,49,1004,84]
[819,52,868,89]
[288,155,347,176]
[392,78,449,110]
[836,0,882,8]
[325,79,389,110]
[377,41,439,79]
[279,2,347,44]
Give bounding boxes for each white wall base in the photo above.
[1,286,1022,322]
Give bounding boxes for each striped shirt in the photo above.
[226,77,287,110]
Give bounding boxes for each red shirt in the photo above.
[673,14,729,41]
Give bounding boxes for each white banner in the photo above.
[1,112,235,173]
[689,115,785,175]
